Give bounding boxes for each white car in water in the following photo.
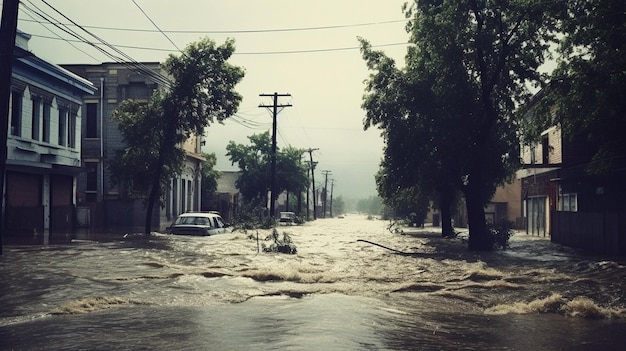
[166,212,231,236]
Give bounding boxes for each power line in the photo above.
[20,6,101,62]
[228,114,272,130]
[23,0,172,87]
[18,17,407,34]
[25,32,409,56]
[131,0,183,54]
[236,42,407,55]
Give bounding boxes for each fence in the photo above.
[552,211,625,256]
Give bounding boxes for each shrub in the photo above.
[488,220,514,250]
[262,229,297,254]
[231,201,278,230]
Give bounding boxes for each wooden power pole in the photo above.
[306,148,319,219]
[0,0,20,255]
[259,93,291,219]
[321,170,331,218]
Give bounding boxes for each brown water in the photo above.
[1,215,625,350]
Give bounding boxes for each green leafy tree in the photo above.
[199,152,220,210]
[110,91,180,200]
[333,195,346,216]
[357,196,382,216]
[277,145,309,213]
[226,132,272,206]
[226,132,308,212]
[528,0,626,174]
[110,37,244,234]
[361,0,563,250]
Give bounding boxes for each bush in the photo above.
[232,201,280,230]
[293,215,305,225]
[488,220,514,250]
[263,229,297,254]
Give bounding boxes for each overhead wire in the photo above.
[19,5,102,62]
[25,33,178,53]
[24,0,172,88]
[18,5,409,57]
[130,0,184,54]
[20,2,117,61]
[18,17,407,34]
[228,114,272,130]
[24,32,409,55]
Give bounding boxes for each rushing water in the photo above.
[1,215,625,350]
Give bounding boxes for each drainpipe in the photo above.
[99,77,104,200]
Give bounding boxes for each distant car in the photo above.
[279,211,296,225]
[167,212,231,236]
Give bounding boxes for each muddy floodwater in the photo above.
[1,215,625,350]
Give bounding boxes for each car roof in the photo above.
[178,212,221,218]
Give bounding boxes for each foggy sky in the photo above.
[15,0,409,199]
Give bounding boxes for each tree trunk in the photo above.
[145,130,167,235]
[297,190,302,215]
[144,175,161,235]
[439,190,455,237]
[464,167,491,251]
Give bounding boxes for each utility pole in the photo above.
[322,170,331,218]
[304,163,309,219]
[0,0,19,255]
[259,92,291,219]
[329,179,335,218]
[305,148,319,220]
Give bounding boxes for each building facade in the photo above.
[520,92,626,255]
[61,62,204,233]
[6,31,96,243]
[203,171,241,223]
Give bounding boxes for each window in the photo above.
[541,135,549,164]
[42,102,51,143]
[68,112,76,148]
[126,82,149,99]
[86,103,98,138]
[85,162,98,202]
[172,179,178,214]
[58,107,67,146]
[187,180,192,212]
[560,193,578,212]
[181,179,186,213]
[10,91,22,136]
[558,187,578,212]
[31,97,41,141]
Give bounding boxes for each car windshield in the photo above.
[174,216,213,227]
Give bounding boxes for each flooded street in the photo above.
[1,215,625,350]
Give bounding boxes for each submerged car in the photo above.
[279,211,296,225]
[167,212,231,236]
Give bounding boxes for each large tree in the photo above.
[226,132,272,205]
[226,131,308,213]
[110,37,244,234]
[199,152,221,211]
[528,0,626,174]
[361,0,562,250]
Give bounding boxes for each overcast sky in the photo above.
[14,0,410,199]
